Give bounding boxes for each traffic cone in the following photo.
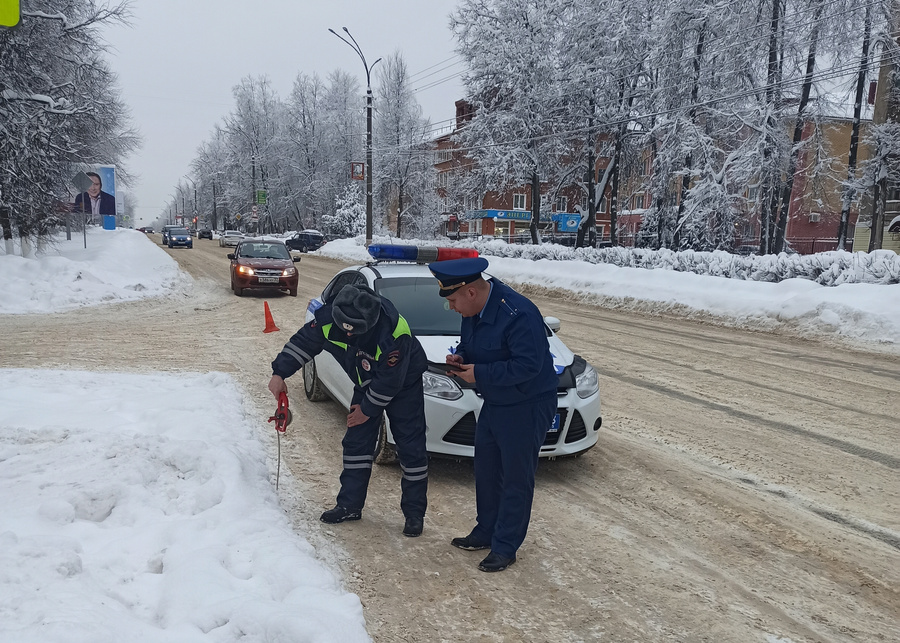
[263,301,280,333]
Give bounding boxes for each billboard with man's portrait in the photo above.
[72,165,117,226]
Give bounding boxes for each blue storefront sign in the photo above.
[464,209,552,222]
[553,213,582,231]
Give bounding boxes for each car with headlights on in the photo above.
[161,224,182,245]
[228,238,300,297]
[301,244,602,463]
[219,230,244,247]
[197,228,213,240]
[167,227,193,248]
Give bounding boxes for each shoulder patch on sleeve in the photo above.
[387,349,401,367]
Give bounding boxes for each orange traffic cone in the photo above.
[263,301,280,333]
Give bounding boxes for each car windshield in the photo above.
[374,277,462,336]
[171,228,188,235]
[225,231,241,236]
[238,243,290,260]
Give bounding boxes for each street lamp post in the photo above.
[167,193,178,224]
[184,175,199,228]
[329,27,381,246]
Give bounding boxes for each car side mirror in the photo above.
[293,256,302,262]
[226,253,235,260]
[544,316,561,332]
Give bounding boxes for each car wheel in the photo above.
[289,288,297,297]
[300,245,307,253]
[233,284,243,296]
[373,418,399,465]
[302,360,328,401]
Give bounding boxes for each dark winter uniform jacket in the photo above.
[455,278,557,405]
[272,294,427,419]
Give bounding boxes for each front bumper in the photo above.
[233,273,298,292]
[413,387,601,459]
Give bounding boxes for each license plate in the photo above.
[258,276,279,284]
[548,413,560,433]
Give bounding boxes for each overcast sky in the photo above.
[104,0,464,225]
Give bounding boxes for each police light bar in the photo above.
[367,244,479,263]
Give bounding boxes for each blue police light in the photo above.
[367,244,479,263]
[367,244,421,261]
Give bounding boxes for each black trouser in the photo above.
[336,379,428,518]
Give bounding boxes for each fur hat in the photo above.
[332,285,381,334]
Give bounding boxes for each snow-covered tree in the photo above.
[0,0,138,249]
[324,182,366,238]
[374,52,432,237]
[451,0,572,243]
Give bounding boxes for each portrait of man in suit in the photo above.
[73,171,116,219]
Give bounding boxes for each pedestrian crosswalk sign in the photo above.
[1,0,20,27]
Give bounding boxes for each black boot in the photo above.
[403,516,424,537]
[478,551,516,572]
[450,534,491,551]
[320,505,361,524]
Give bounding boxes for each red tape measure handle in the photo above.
[268,392,290,433]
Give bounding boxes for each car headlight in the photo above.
[575,363,598,398]
[282,267,297,277]
[237,265,254,275]
[422,371,463,401]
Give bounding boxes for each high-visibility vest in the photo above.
[321,315,412,384]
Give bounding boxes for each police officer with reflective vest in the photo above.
[268,284,428,537]
[429,257,557,571]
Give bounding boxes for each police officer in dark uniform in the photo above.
[268,284,429,537]
[429,257,557,572]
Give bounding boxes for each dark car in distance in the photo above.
[229,239,300,297]
[285,229,325,253]
[197,228,213,240]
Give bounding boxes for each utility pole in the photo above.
[330,27,381,246]
[251,154,256,233]
[869,3,900,251]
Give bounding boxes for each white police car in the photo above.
[302,245,602,463]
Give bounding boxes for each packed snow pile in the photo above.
[0,228,190,314]
[322,234,900,286]
[466,239,900,286]
[0,369,369,642]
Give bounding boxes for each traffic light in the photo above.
[192,216,198,225]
